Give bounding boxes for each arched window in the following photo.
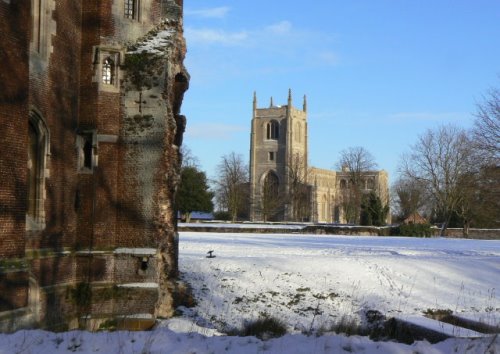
[263,172,279,198]
[102,57,114,85]
[266,120,279,140]
[27,112,49,230]
[367,178,375,190]
[322,195,328,221]
[340,179,347,189]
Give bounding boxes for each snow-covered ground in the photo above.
[0,232,498,353]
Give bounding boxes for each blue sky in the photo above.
[181,1,500,183]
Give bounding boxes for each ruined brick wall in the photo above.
[0,1,30,258]
[0,0,187,331]
[0,0,31,328]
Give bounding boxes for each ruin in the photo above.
[0,0,188,331]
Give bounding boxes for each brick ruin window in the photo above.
[266,120,279,140]
[95,49,121,92]
[124,0,140,20]
[76,132,96,173]
[27,111,49,230]
[102,57,114,85]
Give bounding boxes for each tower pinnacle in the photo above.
[288,88,292,105]
[303,94,307,112]
[253,91,257,111]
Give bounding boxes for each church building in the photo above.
[249,90,390,223]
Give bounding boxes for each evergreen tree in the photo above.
[176,166,214,222]
[360,192,389,226]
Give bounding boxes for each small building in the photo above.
[403,212,428,225]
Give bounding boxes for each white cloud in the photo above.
[186,123,245,140]
[185,27,248,46]
[185,6,230,19]
[265,21,292,35]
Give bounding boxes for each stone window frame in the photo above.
[76,130,97,174]
[268,151,275,161]
[30,0,55,60]
[93,47,122,92]
[27,110,50,231]
[124,0,141,21]
[265,120,279,140]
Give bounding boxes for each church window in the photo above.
[102,57,114,85]
[268,152,274,161]
[367,178,375,190]
[27,111,49,230]
[124,0,140,20]
[266,120,279,140]
[263,172,279,198]
[340,179,347,189]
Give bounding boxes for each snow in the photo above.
[0,232,498,353]
[114,247,157,255]
[128,29,175,55]
[181,222,306,229]
[395,315,486,338]
[117,282,158,289]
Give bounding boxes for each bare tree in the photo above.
[400,125,475,235]
[287,153,311,221]
[336,146,378,224]
[472,88,500,164]
[180,145,200,168]
[215,152,249,222]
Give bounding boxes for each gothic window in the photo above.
[340,179,347,189]
[77,132,96,173]
[322,195,328,221]
[268,151,275,161]
[96,49,121,92]
[102,57,114,85]
[266,120,279,140]
[124,0,140,20]
[263,172,279,198]
[367,178,375,190]
[27,112,49,230]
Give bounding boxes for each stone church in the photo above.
[0,0,188,331]
[249,90,390,223]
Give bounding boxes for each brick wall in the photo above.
[0,1,30,258]
[0,0,186,331]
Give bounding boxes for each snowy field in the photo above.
[0,232,499,353]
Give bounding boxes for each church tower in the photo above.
[249,90,308,221]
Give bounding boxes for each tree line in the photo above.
[175,87,499,234]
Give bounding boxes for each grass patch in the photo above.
[235,315,288,340]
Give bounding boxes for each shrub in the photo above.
[239,315,287,340]
[213,210,231,221]
[393,223,432,237]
